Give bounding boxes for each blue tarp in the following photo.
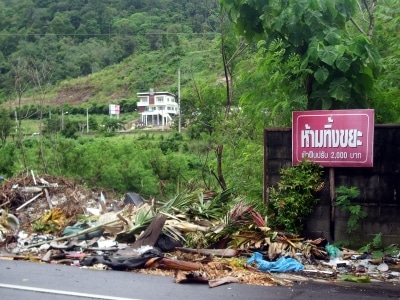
[247,252,304,272]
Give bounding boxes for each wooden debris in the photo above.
[158,257,203,271]
[19,187,43,193]
[116,213,134,229]
[43,188,53,209]
[131,213,166,248]
[41,250,52,262]
[0,255,42,262]
[302,269,337,279]
[208,276,240,287]
[175,247,239,258]
[174,270,240,287]
[31,170,37,186]
[0,199,10,208]
[165,220,209,232]
[174,270,209,284]
[16,192,43,211]
[144,257,163,268]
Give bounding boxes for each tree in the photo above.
[10,57,32,172]
[101,117,126,133]
[182,1,250,191]
[0,108,13,146]
[61,119,80,139]
[237,39,307,127]
[370,0,400,123]
[220,0,381,113]
[48,12,75,35]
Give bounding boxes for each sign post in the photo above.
[292,109,374,167]
[109,104,120,118]
[292,109,374,240]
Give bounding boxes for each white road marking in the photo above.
[0,283,142,300]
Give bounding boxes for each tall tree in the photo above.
[370,0,400,123]
[220,0,381,114]
[183,1,251,192]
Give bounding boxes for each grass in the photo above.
[16,119,41,135]
[15,114,182,140]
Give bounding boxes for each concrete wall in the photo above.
[264,125,400,246]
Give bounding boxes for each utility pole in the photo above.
[61,109,64,131]
[14,110,18,133]
[86,108,89,133]
[61,109,68,131]
[178,68,181,133]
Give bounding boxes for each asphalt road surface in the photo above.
[0,260,399,300]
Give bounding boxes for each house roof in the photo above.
[137,91,176,97]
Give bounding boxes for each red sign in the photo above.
[292,109,374,167]
[109,104,120,115]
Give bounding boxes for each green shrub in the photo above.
[268,159,324,234]
[335,185,366,233]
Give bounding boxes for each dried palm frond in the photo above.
[159,189,234,221]
[159,191,201,214]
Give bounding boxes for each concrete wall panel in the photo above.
[264,125,400,246]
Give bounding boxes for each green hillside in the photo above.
[0,0,399,203]
[0,0,223,107]
[1,0,399,124]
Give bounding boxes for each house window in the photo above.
[156,96,164,103]
[139,97,148,103]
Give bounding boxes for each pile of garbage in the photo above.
[0,173,399,288]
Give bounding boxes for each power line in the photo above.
[0,32,220,37]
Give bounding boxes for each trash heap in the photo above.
[0,173,399,288]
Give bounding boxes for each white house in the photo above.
[137,91,178,128]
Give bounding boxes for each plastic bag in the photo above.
[325,244,341,258]
[247,252,304,272]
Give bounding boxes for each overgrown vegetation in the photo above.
[268,159,324,234]
[335,186,367,233]
[358,233,399,259]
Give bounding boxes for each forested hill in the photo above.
[0,0,221,104]
[1,0,399,124]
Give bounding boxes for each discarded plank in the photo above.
[41,250,52,262]
[16,192,43,211]
[208,276,240,288]
[20,187,47,193]
[166,220,209,232]
[131,213,167,249]
[43,188,52,209]
[0,255,41,262]
[0,199,10,208]
[175,247,239,258]
[158,257,203,271]
[31,169,37,185]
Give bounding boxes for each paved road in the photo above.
[0,260,399,300]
